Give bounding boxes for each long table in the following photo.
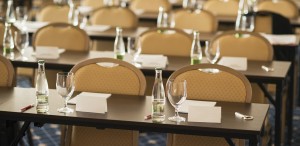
[8,49,291,146]
[0,87,269,146]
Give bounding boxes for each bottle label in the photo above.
[36,94,49,113]
[115,54,124,60]
[191,58,201,65]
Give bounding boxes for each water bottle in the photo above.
[152,68,166,123]
[6,0,16,23]
[190,31,202,65]
[114,27,126,60]
[157,7,168,28]
[2,22,14,59]
[68,2,79,26]
[235,0,255,32]
[35,60,49,113]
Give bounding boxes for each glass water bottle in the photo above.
[235,0,255,32]
[190,31,202,65]
[3,22,14,59]
[35,60,49,113]
[114,27,126,60]
[6,0,16,23]
[157,7,168,28]
[152,68,166,123]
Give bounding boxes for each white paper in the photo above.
[133,9,144,15]
[84,25,110,32]
[35,46,61,59]
[188,106,221,123]
[76,95,108,113]
[183,29,193,34]
[77,6,93,15]
[218,57,247,71]
[24,21,48,29]
[179,100,217,113]
[261,33,298,45]
[68,92,111,105]
[136,54,168,69]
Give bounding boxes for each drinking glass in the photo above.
[56,72,75,113]
[127,37,141,66]
[14,31,29,60]
[16,6,28,29]
[205,41,220,64]
[167,79,187,122]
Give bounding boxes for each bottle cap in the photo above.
[155,67,162,70]
[38,60,45,64]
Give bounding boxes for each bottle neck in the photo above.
[38,63,45,73]
[155,70,163,80]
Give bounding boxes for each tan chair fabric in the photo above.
[257,0,299,20]
[81,0,104,9]
[32,23,90,51]
[90,6,138,28]
[37,5,70,23]
[210,30,273,61]
[167,64,252,146]
[254,13,273,34]
[67,58,146,146]
[130,0,172,12]
[0,55,15,87]
[172,9,218,33]
[139,28,193,57]
[203,0,239,17]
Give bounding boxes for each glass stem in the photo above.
[64,98,68,108]
[175,107,179,118]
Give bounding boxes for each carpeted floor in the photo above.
[17,76,300,146]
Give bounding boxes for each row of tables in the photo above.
[7,20,300,146]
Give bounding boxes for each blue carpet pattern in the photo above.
[17,76,299,146]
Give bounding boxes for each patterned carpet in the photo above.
[17,76,299,146]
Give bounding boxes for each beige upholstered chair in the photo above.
[210,30,273,61]
[90,6,138,28]
[257,0,299,20]
[37,5,70,23]
[138,28,193,57]
[81,0,105,9]
[32,23,90,89]
[203,0,239,17]
[66,57,146,146]
[167,64,252,146]
[32,23,90,51]
[130,0,172,13]
[172,9,218,33]
[0,55,15,87]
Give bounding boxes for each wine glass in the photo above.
[127,37,141,66]
[167,79,187,122]
[16,6,28,30]
[205,41,220,64]
[14,31,29,61]
[56,72,75,113]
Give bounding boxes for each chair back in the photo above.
[32,23,90,51]
[37,5,70,23]
[70,58,146,95]
[90,6,138,28]
[203,0,239,17]
[257,0,299,20]
[138,28,193,57]
[254,11,294,34]
[211,30,273,61]
[168,64,252,103]
[0,55,15,87]
[173,9,218,33]
[81,0,104,9]
[130,0,171,12]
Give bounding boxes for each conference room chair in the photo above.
[81,0,105,9]
[65,57,146,146]
[37,4,70,23]
[257,0,299,20]
[32,23,90,89]
[210,30,274,145]
[90,6,138,28]
[254,11,294,34]
[167,63,252,146]
[0,54,15,87]
[138,27,193,57]
[202,0,239,17]
[138,27,192,95]
[172,9,218,33]
[130,0,172,13]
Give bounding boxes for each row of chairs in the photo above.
[0,54,253,146]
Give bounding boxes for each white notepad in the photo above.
[136,54,168,69]
[35,46,65,59]
[178,100,217,113]
[218,57,247,71]
[188,106,221,123]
